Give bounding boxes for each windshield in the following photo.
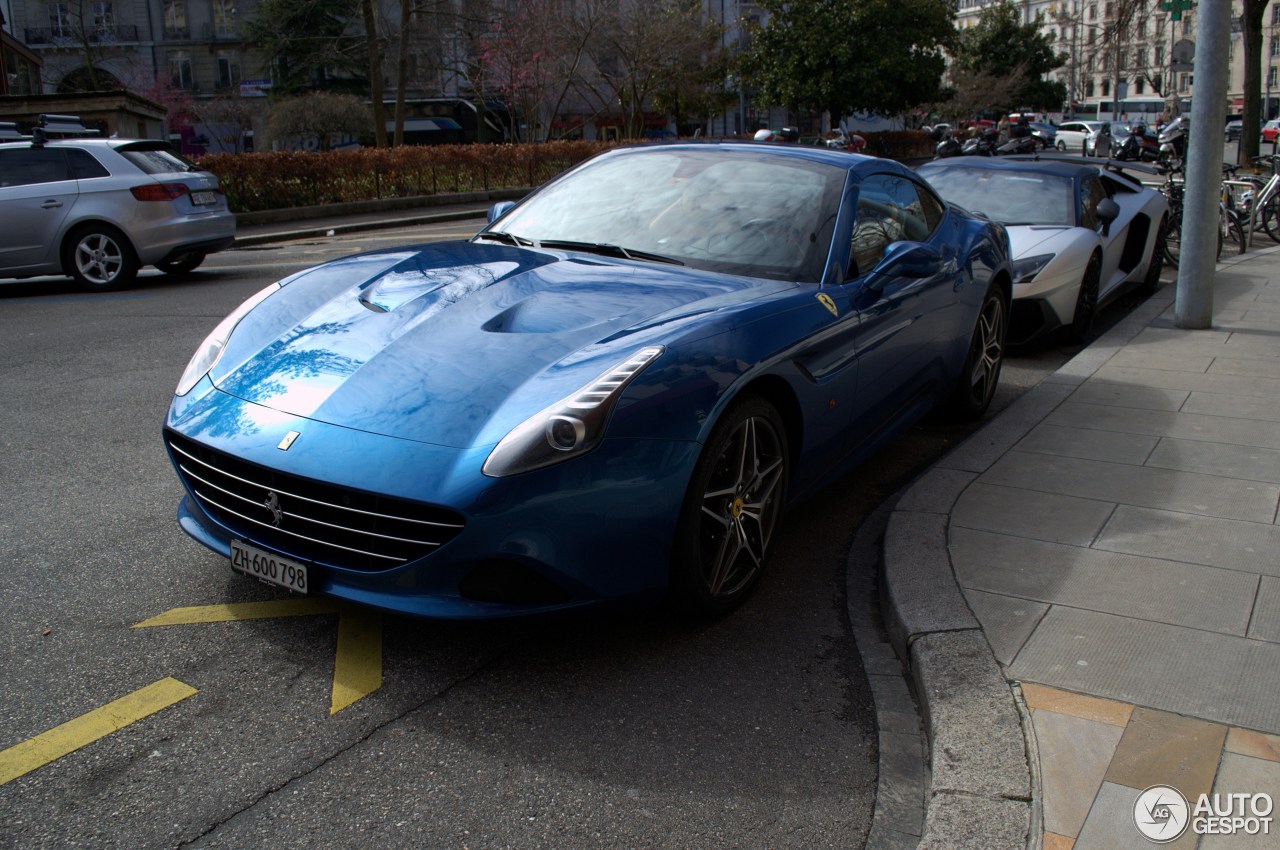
[923,167,1075,226]
[483,148,846,282]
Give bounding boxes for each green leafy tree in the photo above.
[244,0,367,95]
[951,1,1067,112]
[739,0,955,119]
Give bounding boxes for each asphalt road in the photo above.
[0,217,1163,849]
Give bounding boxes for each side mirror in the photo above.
[487,201,516,223]
[870,242,944,284]
[1097,198,1120,235]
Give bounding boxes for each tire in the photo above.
[1139,217,1167,296]
[1163,216,1181,268]
[64,225,139,291]
[1069,254,1102,343]
[945,281,1006,421]
[156,252,206,275]
[670,396,788,616]
[1259,196,1280,244]
[1057,140,1066,151]
[1225,212,1247,255]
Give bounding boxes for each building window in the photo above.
[212,0,237,37]
[1136,77,1145,94]
[1273,5,1280,26]
[217,52,241,90]
[1103,79,1111,96]
[49,2,72,38]
[164,0,187,35]
[1087,79,1096,97]
[91,1,113,32]
[1152,73,1163,92]
[1271,37,1279,58]
[1156,44,1165,65]
[1270,66,1278,88]
[170,52,194,90]
[1089,3,1097,21]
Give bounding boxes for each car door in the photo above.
[1081,171,1127,296]
[836,173,959,449]
[0,147,78,274]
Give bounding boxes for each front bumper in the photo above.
[166,385,701,619]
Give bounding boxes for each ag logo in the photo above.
[816,292,838,317]
[1134,785,1190,842]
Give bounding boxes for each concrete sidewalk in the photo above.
[883,245,1280,849]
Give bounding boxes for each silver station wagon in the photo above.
[0,116,236,291]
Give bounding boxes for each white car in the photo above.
[1053,120,1110,156]
[917,156,1169,344]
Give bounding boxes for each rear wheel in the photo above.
[1057,140,1066,151]
[156,252,206,275]
[670,396,788,616]
[64,225,138,291]
[945,281,1006,420]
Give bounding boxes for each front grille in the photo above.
[166,430,465,572]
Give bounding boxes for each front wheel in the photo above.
[1069,254,1102,343]
[945,282,1006,420]
[64,225,139,291]
[670,396,788,616]
[1139,217,1167,295]
[1057,140,1066,151]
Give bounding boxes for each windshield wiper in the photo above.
[536,239,685,266]
[474,230,534,247]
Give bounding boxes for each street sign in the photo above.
[1160,0,1195,22]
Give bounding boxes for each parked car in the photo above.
[917,156,1168,345]
[1054,120,1109,154]
[1226,119,1244,142]
[165,143,1012,620]
[1262,119,1280,143]
[0,116,235,291]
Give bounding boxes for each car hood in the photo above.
[210,242,790,448]
[1006,225,1078,258]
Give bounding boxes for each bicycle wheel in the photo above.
[1260,195,1280,244]
[1163,213,1182,267]
[1225,211,1247,255]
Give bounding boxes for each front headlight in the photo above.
[175,283,280,396]
[483,346,664,477]
[1011,253,1055,285]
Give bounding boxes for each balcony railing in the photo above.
[24,25,140,46]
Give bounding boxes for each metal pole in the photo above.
[1176,0,1232,329]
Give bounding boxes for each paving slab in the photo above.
[1032,709,1125,838]
[1091,364,1280,399]
[1248,577,1280,643]
[951,529,1258,635]
[1199,753,1280,850]
[962,590,1048,666]
[950,482,1116,546]
[1047,401,1280,450]
[1145,435,1280,482]
[1009,607,1280,734]
[1095,505,1280,575]
[977,450,1280,523]
[1015,422,1159,465]
[1075,781,1199,849]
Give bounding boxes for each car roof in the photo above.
[917,156,1091,181]
[608,140,883,172]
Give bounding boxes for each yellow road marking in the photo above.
[0,678,197,786]
[132,598,342,628]
[331,609,383,715]
[134,599,383,714]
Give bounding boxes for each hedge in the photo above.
[197,141,612,213]
[195,133,935,214]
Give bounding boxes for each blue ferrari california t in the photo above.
[165,143,1012,619]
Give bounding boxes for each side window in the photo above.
[1080,175,1107,230]
[66,148,110,179]
[0,149,73,188]
[849,174,938,277]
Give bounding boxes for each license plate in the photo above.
[230,540,309,594]
[191,191,217,205]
